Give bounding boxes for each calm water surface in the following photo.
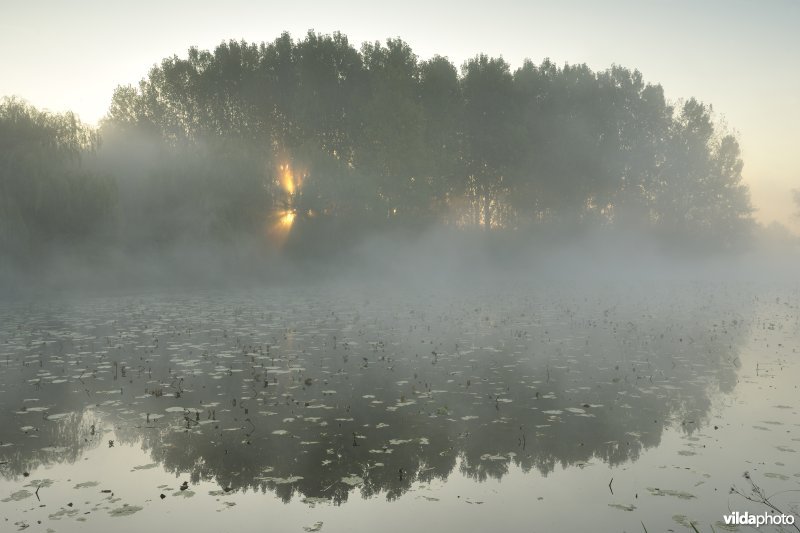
[0,284,798,532]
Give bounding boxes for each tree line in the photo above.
[1,31,756,264]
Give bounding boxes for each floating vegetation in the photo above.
[49,507,80,520]
[340,476,364,486]
[2,490,32,502]
[108,504,143,517]
[0,285,797,531]
[608,503,636,511]
[672,515,700,529]
[647,487,696,500]
[44,413,72,421]
[763,472,790,480]
[261,476,303,485]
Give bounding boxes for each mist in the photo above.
[3,33,799,295]
[1,30,799,533]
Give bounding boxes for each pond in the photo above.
[0,283,798,532]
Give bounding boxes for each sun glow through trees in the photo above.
[267,163,302,244]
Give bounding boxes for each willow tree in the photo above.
[0,98,115,259]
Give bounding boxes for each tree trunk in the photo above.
[483,194,491,230]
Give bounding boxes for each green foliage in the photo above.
[653,99,754,249]
[0,98,115,259]
[3,31,757,261]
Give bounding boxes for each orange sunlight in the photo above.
[280,210,296,227]
[279,163,301,196]
[267,163,302,245]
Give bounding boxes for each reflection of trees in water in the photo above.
[0,411,101,479]
[0,287,752,503]
[0,301,115,479]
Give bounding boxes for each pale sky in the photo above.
[2,0,798,231]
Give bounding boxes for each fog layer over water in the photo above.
[3,31,799,294]
[1,282,798,531]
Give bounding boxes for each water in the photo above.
[0,284,798,532]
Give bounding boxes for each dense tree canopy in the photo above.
[0,97,115,259]
[2,31,757,264]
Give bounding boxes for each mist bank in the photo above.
[2,31,798,295]
[1,222,798,298]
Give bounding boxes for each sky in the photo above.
[2,0,798,231]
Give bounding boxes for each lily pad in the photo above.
[109,504,143,517]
